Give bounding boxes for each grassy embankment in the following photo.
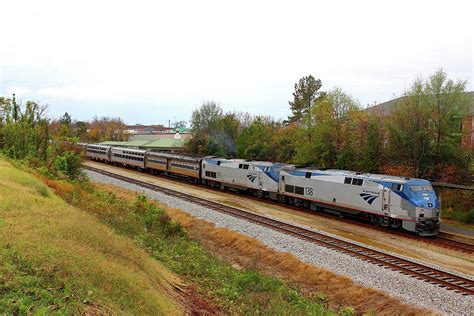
[1,158,338,315]
[0,159,181,314]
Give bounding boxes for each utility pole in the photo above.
[308,95,313,142]
[12,93,18,122]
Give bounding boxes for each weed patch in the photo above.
[0,247,81,314]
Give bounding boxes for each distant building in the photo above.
[99,137,188,151]
[367,92,474,151]
[102,126,192,151]
[126,124,171,134]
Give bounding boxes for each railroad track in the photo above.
[83,165,474,296]
[83,162,474,254]
[432,236,474,254]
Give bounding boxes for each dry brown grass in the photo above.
[95,183,437,315]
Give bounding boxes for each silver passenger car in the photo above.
[146,151,202,179]
[85,144,111,162]
[110,147,146,169]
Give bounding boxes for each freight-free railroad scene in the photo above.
[1,1,473,315]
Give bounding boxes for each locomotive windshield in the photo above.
[409,185,433,192]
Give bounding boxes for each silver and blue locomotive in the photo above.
[279,168,439,236]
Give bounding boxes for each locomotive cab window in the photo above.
[243,164,249,169]
[352,178,363,186]
[217,161,221,166]
[391,183,402,191]
[344,177,352,184]
[305,172,312,179]
[410,185,433,192]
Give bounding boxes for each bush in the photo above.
[339,306,355,316]
[53,155,68,174]
[462,209,474,224]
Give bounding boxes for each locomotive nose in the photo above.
[417,207,439,219]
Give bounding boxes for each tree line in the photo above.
[187,69,471,183]
[0,95,128,179]
[1,68,470,183]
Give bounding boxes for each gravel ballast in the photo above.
[85,169,474,315]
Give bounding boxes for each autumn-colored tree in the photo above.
[0,96,50,161]
[386,69,470,178]
[88,116,128,142]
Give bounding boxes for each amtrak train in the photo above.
[84,144,440,236]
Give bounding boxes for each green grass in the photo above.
[53,178,334,315]
[0,247,79,314]
[0,158,181,314]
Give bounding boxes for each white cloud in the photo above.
[0,0,472,124]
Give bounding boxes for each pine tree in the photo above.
[288,75,324,141]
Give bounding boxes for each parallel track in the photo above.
[83,165,474,296]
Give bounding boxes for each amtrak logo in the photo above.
[360,193,379,205]
[247,174,257,183]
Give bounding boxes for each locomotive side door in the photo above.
[382,188,390,213]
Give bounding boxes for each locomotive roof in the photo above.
[282,167,411,183]
[203,157,248,163]
[203,157,288,167]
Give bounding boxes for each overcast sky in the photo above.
[1,0,473,126]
